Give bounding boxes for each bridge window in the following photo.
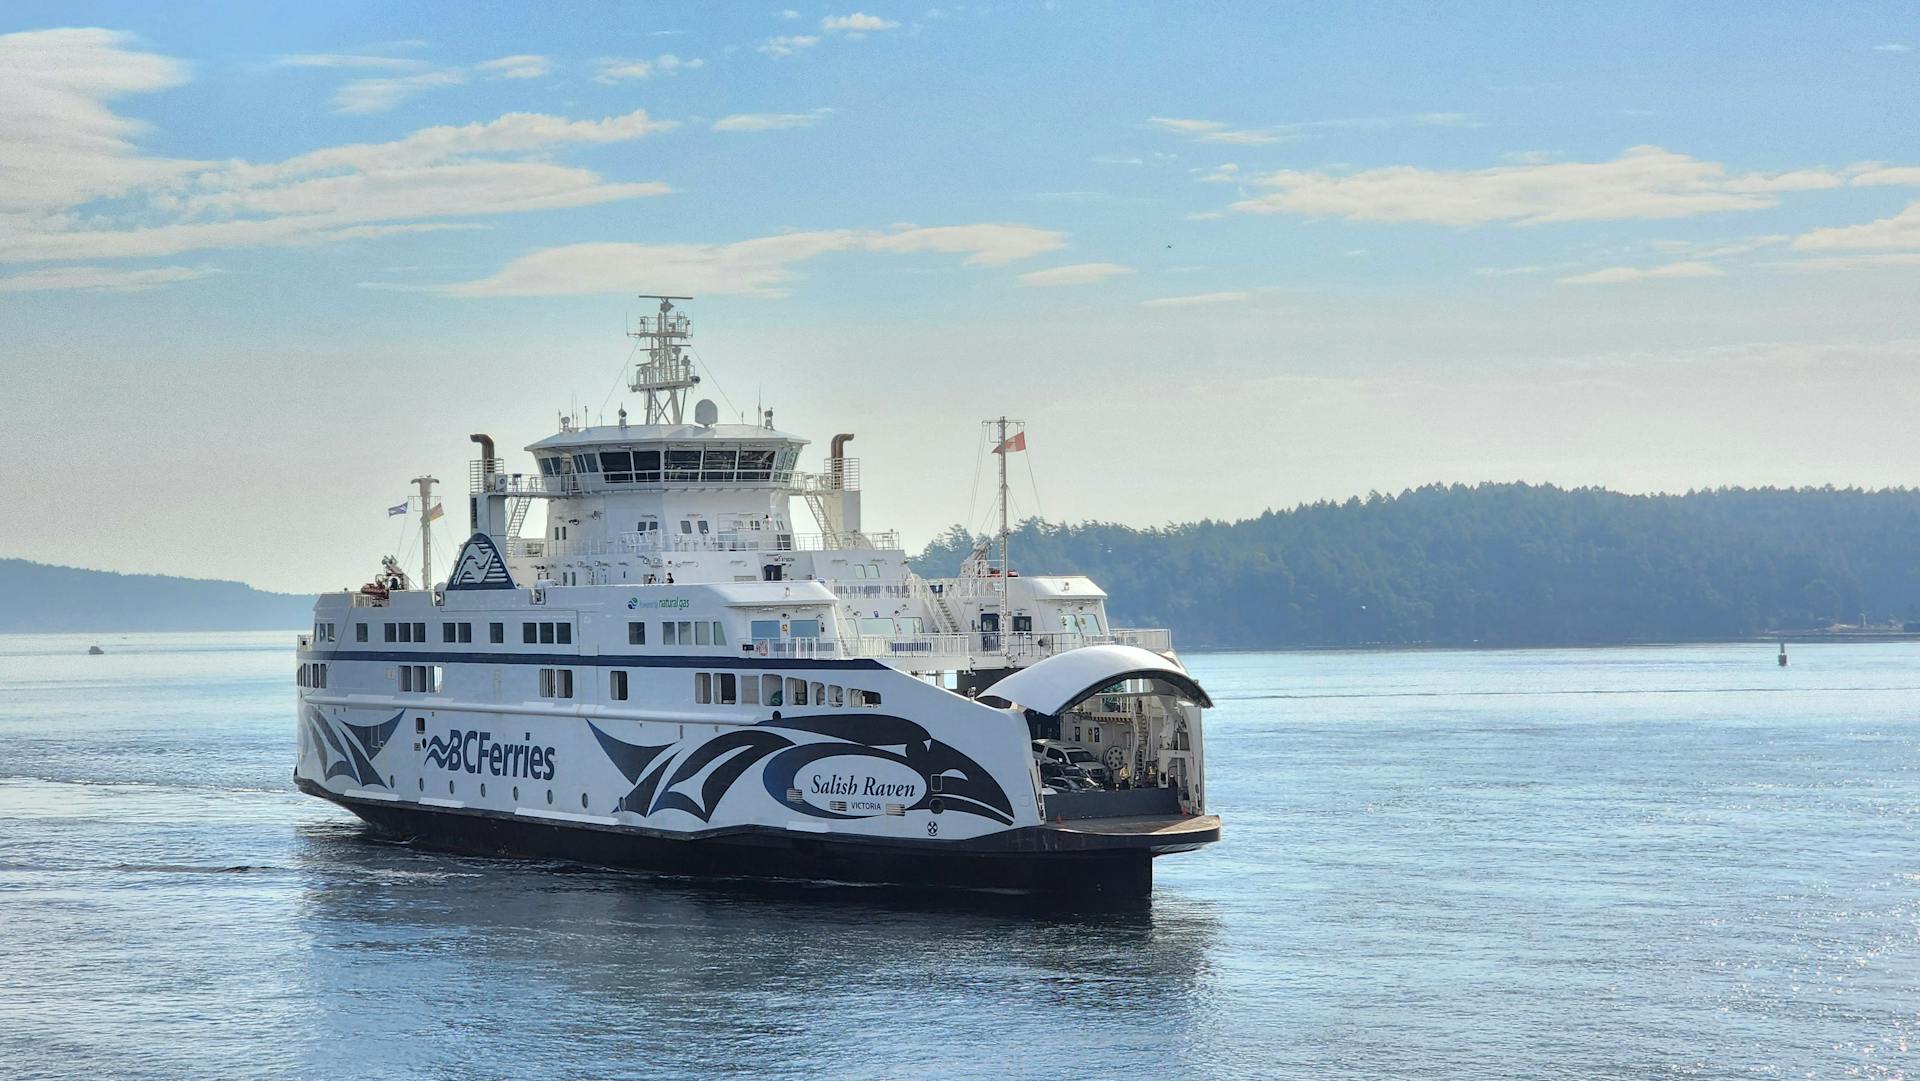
[572,453,599,473]
[356,623,368,642]
[413,621,425,642]
[384,622,397,643]
[737,449,775,481]
[539,623,555,645]
[556,623,572,645]
[601,450,632,484]
[523,622,537,644]
[667,449,702,481]
[701,448,737,482]
[490,622,504,644]
[538,457,559,476]
[634,450,661,482]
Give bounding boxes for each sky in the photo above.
[2,2,1918,593]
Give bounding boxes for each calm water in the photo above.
[1,633,1915,1080]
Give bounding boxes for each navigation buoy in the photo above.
[1778,641,1788,667]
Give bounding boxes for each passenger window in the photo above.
[356,623,368,642]
[610,670,629,701]
[523,622,537,644]
[810,682,824,705]
[557,623,572,645]
[695,621,711,645]
[718,673,737,705]
[829,685,843,707]
[413,622,425,642]
[694,673,711,704]
[790,619,821,639]
[788,678,807,706]
[710,621,725,645]
[490,622,504,644]
[750,619,780,640]
[539,623,555,645]
[628,622,646,645]
[743,675,761,705]
[663,622,678,645]
[763,675,783,706]
[443,623,456,643]
[676,621,692,644]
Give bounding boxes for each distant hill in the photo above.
[0,559,316,633]
[910,484,1920,650]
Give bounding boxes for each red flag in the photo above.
[992,431,1027,455]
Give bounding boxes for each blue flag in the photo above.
[388,502,408,517]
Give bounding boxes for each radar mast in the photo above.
[628,295,699,424]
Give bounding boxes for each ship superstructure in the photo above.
[294,298,1216,896]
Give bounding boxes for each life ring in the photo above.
[755,641,770,657]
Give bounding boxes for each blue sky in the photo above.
[3,3,1918,590]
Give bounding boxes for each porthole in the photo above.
[546,789,554,805]
[930,797,945,815]
[480,783,487,797]
[581,793,589,809]
[512,786,520,800]
[417,777,424,792]
[448,780,455,795]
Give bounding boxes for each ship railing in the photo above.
[469,458,850,494]
[840,628,1176,666]
[746,637,845,659]
[507,531,900,560]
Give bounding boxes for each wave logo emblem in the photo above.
[446,533,515,591]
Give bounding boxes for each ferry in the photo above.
[294,297,1217,896]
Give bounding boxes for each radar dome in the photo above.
[693,398,719,427]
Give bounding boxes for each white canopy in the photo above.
[977,644,1213,715]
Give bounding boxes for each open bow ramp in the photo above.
[977,643,1213,714]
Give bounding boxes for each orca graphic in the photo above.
[446,532,515,590]
[586,716,1015,826]
[303,708,402,788]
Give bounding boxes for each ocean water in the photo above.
[1,632,1915,1080]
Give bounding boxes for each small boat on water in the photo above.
[294,297,1217,896]
[87,645,104,655]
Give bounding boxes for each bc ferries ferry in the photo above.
[295,298,1217,895]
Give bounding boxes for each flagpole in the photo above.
[412,475,438,590]
[997,416,1009,661]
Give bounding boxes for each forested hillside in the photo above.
[909,485,1920,649]
[0,559,316,633]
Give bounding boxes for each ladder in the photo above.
[505,496,531,540]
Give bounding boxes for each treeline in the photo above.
[0,559,317,633]
[909,484,1920,649]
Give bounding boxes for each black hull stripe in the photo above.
[296,778,1214,892]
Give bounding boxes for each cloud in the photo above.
[0,28,196,213]
[1150,111,1482,147]
[477,54,550,79]
[331,69,465,114]
[594,54,704,82]
[758,35,821,56]
[0,263,222,293]
[441,224,1068,297]
[273,53,422,70]
[1018,262,1134,287]
[1873,43,1911,53]
[1149,117,1278,145]
[0,104,676,264]
[712,108,832,131]
[1793,201,1920,251]
[1764,251,1920,273]
[1558,260,1725,285]
[822,12,900,31]
[780,9,802,19]
[1229,146,1862,225]
[1140,290,1251,307]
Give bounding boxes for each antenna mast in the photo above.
[411,474,438,589]
[628,295,699,424]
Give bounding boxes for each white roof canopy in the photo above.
[977,644,1212,714]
